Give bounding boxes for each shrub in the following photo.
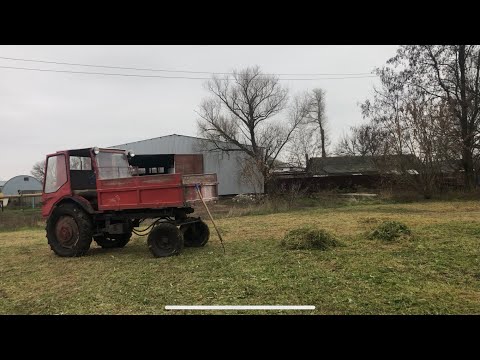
[281,226,342,250]
[369,221,411,241]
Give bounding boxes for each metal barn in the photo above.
[1,175,42,207]
[110,134,264,196]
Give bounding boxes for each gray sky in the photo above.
[0,45,398,180]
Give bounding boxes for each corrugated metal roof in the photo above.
[111,134,230,148]
[1,175,42,195]
[308,155,419,176]
[308,156,378,175]
[109,133,260,152]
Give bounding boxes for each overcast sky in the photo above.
[0,45,399,180]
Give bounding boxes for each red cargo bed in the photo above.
[97,173,218,211]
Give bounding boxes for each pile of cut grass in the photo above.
[281,226,342,250]
[369,221,411,241]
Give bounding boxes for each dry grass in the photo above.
[1,199,480,314]
[0,209,43,232]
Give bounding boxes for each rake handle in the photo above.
[195,184,225,254]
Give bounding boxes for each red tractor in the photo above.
[41,147,218,258]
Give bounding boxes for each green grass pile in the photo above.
[281,226,342,250]
[369,221,411,241]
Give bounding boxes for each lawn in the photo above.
[1,199,479,314]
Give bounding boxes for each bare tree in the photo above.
[335,123,386,156]
[304,88,329,157]
[31,160,46,184]
[335,132,356,156]
[197,66,308,185]
[400,93,455,198]
[238,156,265,195]
[387,45,480,189]
[286,122,322,167]
[361,67,459,198]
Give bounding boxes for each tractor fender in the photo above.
[53,195,96,215]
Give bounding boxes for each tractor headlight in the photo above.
[93,147,100,155]
[128,150,135,158]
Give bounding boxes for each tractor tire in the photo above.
[93,232,132,249]
[147,223,184,258]
[46,202,93,257]
[180,220,210,247]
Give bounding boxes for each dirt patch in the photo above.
[0,289,8,299]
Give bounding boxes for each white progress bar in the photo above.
[165,305,315,310]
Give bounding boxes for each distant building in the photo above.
[307,155,419,177]
[308,156,379,177]
[271,165,305,173]
[270,160,305,174]
[270,155,467,192]
[1,175,42,207]
[110,134,264,196]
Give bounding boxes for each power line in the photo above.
[0,65,378,80]
[0,55,374,77]
[0,65,216,79]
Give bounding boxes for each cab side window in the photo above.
[44,155,67,193]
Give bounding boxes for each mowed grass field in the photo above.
[1,200,480,314]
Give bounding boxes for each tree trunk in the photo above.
[320,128,326,158]
[458,45,476,190]
[261,161,270,195]
[462,146,475,189]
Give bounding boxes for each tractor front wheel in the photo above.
[180,220,210,247]
[46,203,93,257]
[147,223,184,258]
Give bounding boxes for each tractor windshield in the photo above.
[95,151,132,180]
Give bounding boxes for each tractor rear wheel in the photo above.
[147,223,184,258]
[46,203,93,257]
[180,220,210,247]
[93,232,132,248]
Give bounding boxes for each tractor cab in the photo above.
[42,147,134,217]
